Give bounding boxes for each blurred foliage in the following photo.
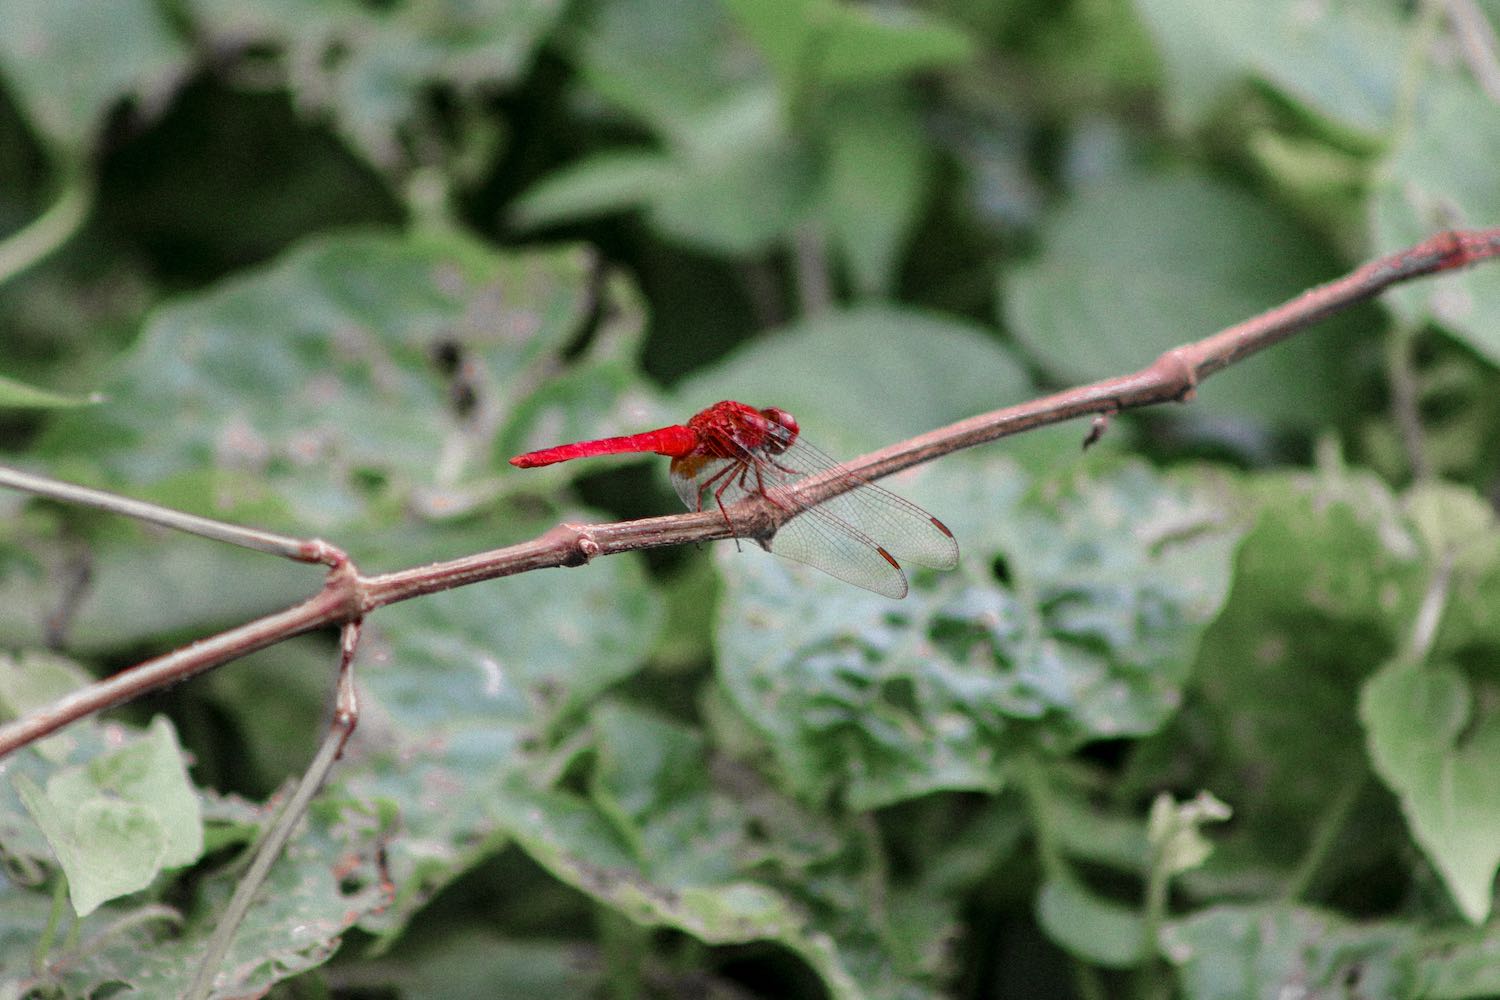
[1,0,1499,997]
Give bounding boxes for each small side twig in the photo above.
[1385,324,1432,481]
[185,620,364,1000]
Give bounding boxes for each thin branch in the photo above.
[0,563,360,755]
[1384,324,1432,481]
[1,228,1499,759]
[0,467,346,566]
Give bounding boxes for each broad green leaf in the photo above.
[1132,0,1405,135]
[1370,76,1500,367]
[816,4,974,83]
[499,701,957,1000]
[1404,481,1500,577]
[1362,657,1500,923]
[184,0,563,171]
[74,716,202,869]
[16,776,164,917]
[646,88,818,255]
[716,456,1242,807]
[1414,922,1500,998]
[15,716,201,916]
[391,932,604,1000]
[503,780,866,1000]
[0,0,187,153]
[673,304,1031,459]
[1052,787,1151,873]
[0,373,97,409]
[1036,877,1147,968]
[823,94,931,296]
[8,790,389,998]
[1125,468,1425,885]
[1005,170,1361,429]
[1162,905,1420,1000]
[569,0,758,141]
[720,0,819,85]
[39,232,609,535]
[725,0,973,87]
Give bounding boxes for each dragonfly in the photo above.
[509,400,959,598]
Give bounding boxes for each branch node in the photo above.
[1153,347,1199,402]
[324,559,365,620]
[553,522,601,565]
[299,538,349,568]
[1083,409,1116,450]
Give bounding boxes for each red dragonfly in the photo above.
[510,400,959,598]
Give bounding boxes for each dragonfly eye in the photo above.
[760,407,799,449]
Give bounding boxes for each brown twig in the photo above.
[1,227,1498,759]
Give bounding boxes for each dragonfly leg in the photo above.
[699,461,746,550]
[749,461,791,512]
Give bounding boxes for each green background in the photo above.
[2,0,1500,997]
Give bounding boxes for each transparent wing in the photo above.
[669,426,957,599]
[776,439,958,570]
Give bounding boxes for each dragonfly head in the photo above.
[759,406,799,453]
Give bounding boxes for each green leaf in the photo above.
[724,0,973,87]
[1414,922,1500,998]
[1004,169,1361,429]
[184,0,563,171]
[1162,905,1419,1000]
[1127,469,1424,883]
[720,0,819,85]
[815,4,974,83]
[0,372,98,409]
[716,457,1242,807]
[823,94,931,296]
[0,518,315,652]
[1370,76,1500,367]
[16,776,165,917]
[30,791,388,998]
[1132,0,1404,135]
[39,231,604,535]
[1404,481,1500,577]
[568,0,756,141]
[1147,791,1231,879]
[392,932,605,1000]
[1036,877,1147,968]
[646,88,818,255]
[1361,657,1500,923]
[509,150,676,230]
[0,0,188,153]
[496,700,963,1000]
[505,784,866,999]
[15,716,201,916]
